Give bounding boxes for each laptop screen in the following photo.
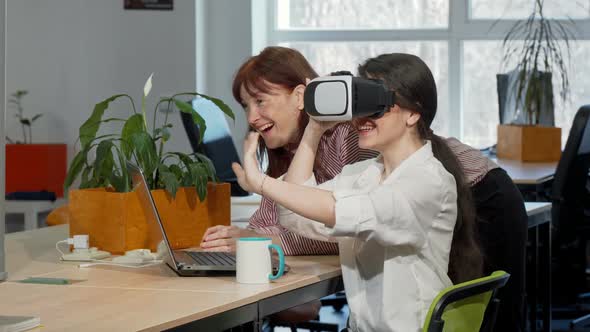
[189,97,241,183]
[127,162,180,270]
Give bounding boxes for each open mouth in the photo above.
[355,120,376,135]
[258,123,274,134]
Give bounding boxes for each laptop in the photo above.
[127,162,286,277]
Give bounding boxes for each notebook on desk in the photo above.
[0,316,40,332]
[127,162,286,277]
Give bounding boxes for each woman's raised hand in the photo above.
[306,117,339,136]
[232,132,266,194]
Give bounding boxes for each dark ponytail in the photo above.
[359,53,483,284]
[421,127,483,283]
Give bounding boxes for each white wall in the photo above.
[5,0,196,167]
[198,0,252,158]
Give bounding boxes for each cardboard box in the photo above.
[497,124,561,162]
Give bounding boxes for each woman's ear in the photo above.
[293,84,306,111]
[406,112,421,127]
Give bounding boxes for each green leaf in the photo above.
[113,145,131,192]
[109,170,127,193]
[131,132,158,181]
[121,113,146,159]
[159,164,180,198]
[196,93,235,121]
[64,148,89,190]
[169,164,184,180]
[190,163,208,202]
[174,99,206,144]
[167,92,235,122]
[166,152,195,171]
[161,151,217,189]
[154,127,171,142]
[94,140,115,185]
[97,117,128,124]
[79,94,128,149]
[80,166,93,189]
[194,152,217,181]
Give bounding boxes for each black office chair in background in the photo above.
[179,98,249,197]
[549,105,590,330]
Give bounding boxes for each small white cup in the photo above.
[236,237,285,284]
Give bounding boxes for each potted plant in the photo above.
[6,90,68,198]
[60,74,235,253]
[496,0,576,161]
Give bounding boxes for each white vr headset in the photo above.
[304,75,396,121]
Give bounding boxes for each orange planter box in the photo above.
[68,183,230,254]
[497,124,561,162]
[6,144,68,197]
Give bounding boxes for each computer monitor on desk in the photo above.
[180,97,249,196]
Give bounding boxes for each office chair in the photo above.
[179,99,249,196]
[549,105,590,329]
[422,271,510,332]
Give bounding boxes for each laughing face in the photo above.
[352,105,418,152]
[240,82,304,149]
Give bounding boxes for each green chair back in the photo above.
[422,271,510,332]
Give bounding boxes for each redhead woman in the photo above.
[201,46,375,254]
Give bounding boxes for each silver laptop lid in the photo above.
[126,162,180,271]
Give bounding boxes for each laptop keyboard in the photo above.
[185,251,236,267]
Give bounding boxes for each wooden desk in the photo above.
[525,202,552,332]
[493,158,557,185]
[0,225,342,331]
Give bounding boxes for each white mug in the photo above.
[236,237,285,284]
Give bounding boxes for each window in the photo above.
[258,0,590,148]
[470,0,590,19]
[277,0,448,29]
[281,41,450,134]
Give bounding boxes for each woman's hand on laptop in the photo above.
[200,225,258,252]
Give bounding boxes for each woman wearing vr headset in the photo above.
[358,54,528,332]
[231,53,483,331]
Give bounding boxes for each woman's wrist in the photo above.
[302,125,324,147]
[259,174,269,196]
[240,228,260,238]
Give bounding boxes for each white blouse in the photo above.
[278,141,458,332]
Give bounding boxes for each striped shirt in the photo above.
[248,125,498,256]
[445,137,499,186]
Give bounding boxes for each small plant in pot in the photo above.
[496,0,577,161]
[61,74,236,254]
[7,89,42,144]
[5,89,67,198]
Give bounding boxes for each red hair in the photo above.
[232,46,319,177]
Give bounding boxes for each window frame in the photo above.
[254,0,590,141]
